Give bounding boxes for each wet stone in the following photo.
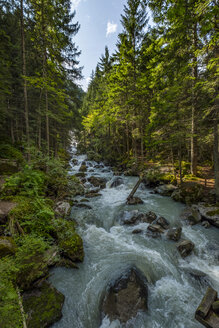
[102,267,148,324]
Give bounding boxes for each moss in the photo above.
[206,209,219,216]
[53,219,84,262]
[0,278,23,328]
[23,281,64,328]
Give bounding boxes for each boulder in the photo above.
[186,206,202,225]
[88,176,107,189]
[0,201,17,224]
[71,158,78,165]
[23,281,65,328]
[126,197,143,205]
[177,239,194,258]
[197,205,219,228]
[171,183,204,204]
[53,219,84,263]
[102,267,148,323]
[195,287,219,328]
[120,210,157,225]
[79,164,87,172]
[202,221,211,229]
[110,177,124,188]
[154,216,170,229]
[154,184,177,196]
[75,172,86,178]
[54,201,71,218]
[167,227,182,241]
[147,224,164,238]
[0,236,16,258]
[142,211,157,223]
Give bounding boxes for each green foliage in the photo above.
[2,166,46,198]
[0,144,24,163]
[9,197,54,237]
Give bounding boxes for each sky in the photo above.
[72,0,127,91]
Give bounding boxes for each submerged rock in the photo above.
[142,211,157,223]
[110,177,124,188]
[177,239,194,258]
[167,227,182,241]
[23,281,65,328]
[102,267,148,323]
[126,196,143,205]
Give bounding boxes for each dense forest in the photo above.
[0,0,84,159]
[81,0,219,200]
[0,0,219,327]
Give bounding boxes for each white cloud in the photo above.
[72,0,82,10]
[106,21,117,37]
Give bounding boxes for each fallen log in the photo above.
[127,178,142,201]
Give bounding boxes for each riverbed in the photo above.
[50,151,219,328]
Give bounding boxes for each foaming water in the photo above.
[50,152,219,328]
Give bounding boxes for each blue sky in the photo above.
[72,0,127,90]
[72,0,153,91]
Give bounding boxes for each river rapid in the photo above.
[50,149,219,328]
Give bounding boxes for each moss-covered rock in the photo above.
[15,236,54,290]
[0,278,23,328]
[142,169,176,188]
[171,182,204,204]
[53,219,84,263]
[0,237,16,258]
[23,281,65,328]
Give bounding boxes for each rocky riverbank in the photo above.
[0,153,85,328]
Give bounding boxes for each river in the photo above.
[50,149,219,328]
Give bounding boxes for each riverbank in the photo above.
[0,147,85,328]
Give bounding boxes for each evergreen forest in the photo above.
[0,0,218,327]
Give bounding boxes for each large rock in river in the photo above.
[110,177,124,188]
[102,267,148,323]
[177,239,194,258]
[88,176,107,189]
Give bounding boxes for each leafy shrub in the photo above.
[0,144,24,164]
[2,166,46,198]
[9,197,54,237]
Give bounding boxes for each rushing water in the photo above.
[50,150,219,328]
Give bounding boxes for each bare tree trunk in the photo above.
[214,112,219,202]
[20,0,30,161]
[45,89,50,156]
[191,21,198,175]
[126,123,130,157]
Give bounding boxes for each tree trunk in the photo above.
[214,112,219,202]
[191,21,198,175]
[45,89,50,156]
[20,0,30,161]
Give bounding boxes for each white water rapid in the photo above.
[50,149,219,328]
